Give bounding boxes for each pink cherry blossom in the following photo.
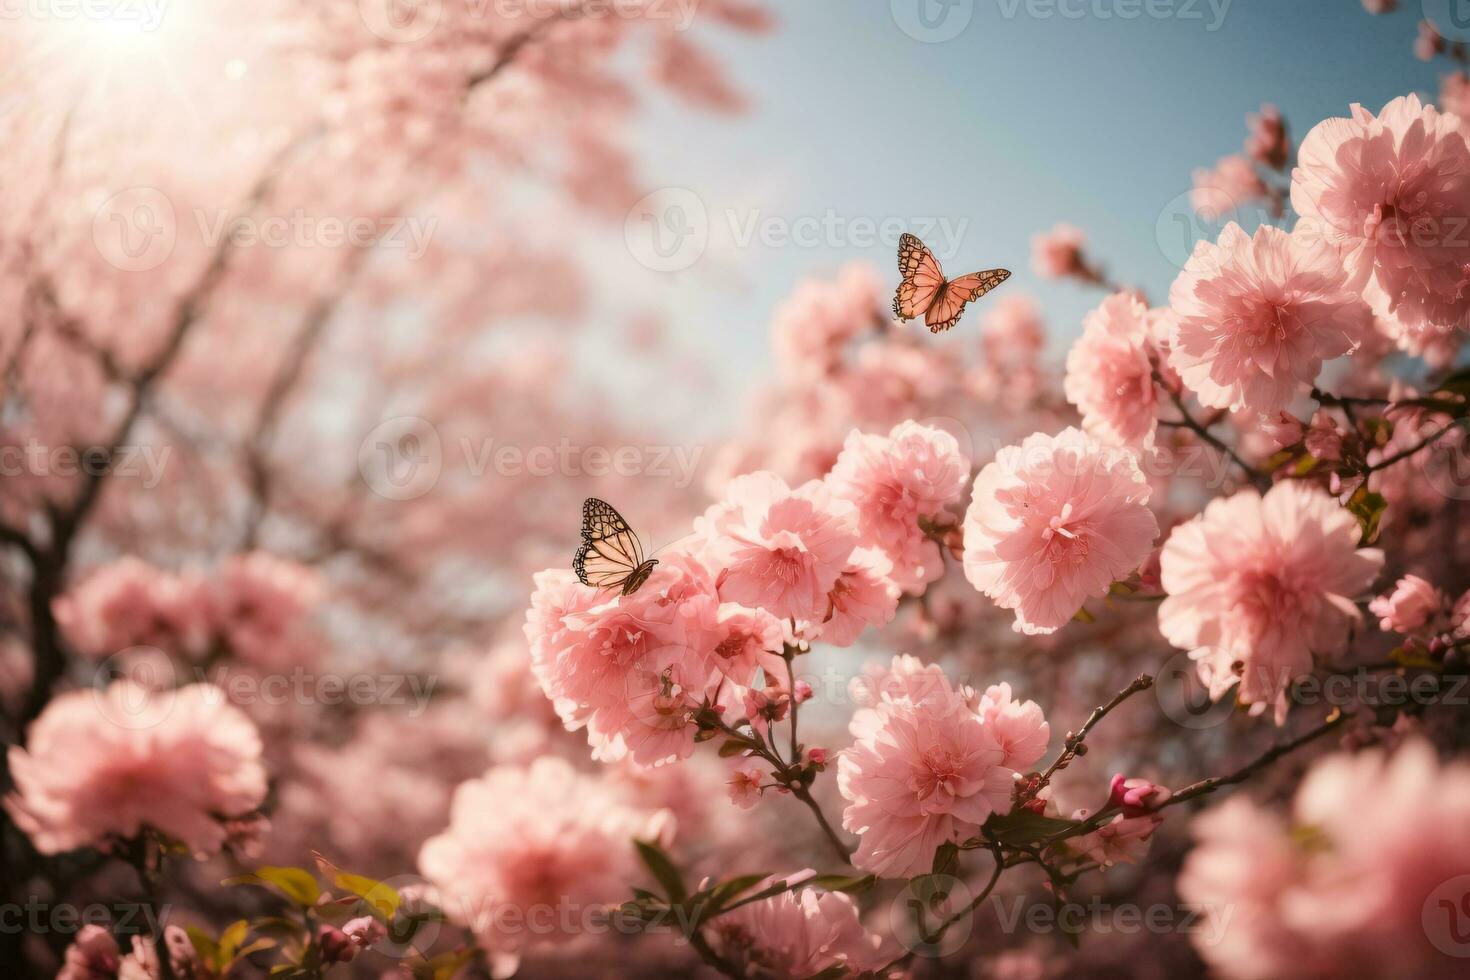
[771,262,883,381]
[698,471,860,621]
[1259,410,1305,450]
[53,558,211,661]
[6,681,267,856]
[962,428,1159,634]
[525,563,716,766]
[1303,410,1345,461]
[812,547,901,647]
[206,552,325,670]
[1180,740,1470,979]
[1167,222,1372,415]
[1030,223,1093,280]
[1369,573,1444,632]
[1245,104,1290,170]
[1292,95,1470,344]
[727,763,765,809]
[705,872,896,976]
[1416,19,1446,61]
[975,682,1052,772]
[58,925,123,980]
[826,421,970,593]
[419,758,668,976]
[1064,291,1161,448]
[1190,154,1274,220]
[1061,810,1162,868]
[981,293,1047,367]
[837,656,1032,877]
[1441,71,1470,120]
[1158,481,1384,723]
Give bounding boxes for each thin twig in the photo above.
[1163,709,1352,808]
[1026,674,1154,802]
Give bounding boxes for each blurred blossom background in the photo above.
[3,1,1470,978]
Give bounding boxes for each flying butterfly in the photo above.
[573,497,659,596]
[892,232,1011,333]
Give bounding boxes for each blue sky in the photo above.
[579,1,1446,430]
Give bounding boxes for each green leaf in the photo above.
[808,874,875,894]
[217,919,248,964]
[184,926,219,967]
[1292,454,1320,476]
[691,873,770,915]
[1345,487,1387,544]
[982,810,1081,846]
[417,948,477,980]
[224,866,321,907]
[634,839,686,902]
[930,841,959,878]
[334,873,400,919]
[1390,645,1440,670]
[718,737,756,758]
[1071,606,1096,624]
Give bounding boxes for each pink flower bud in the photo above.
[807,747,828,766]
[1260,411,1304,450]
[343,915,387,949]
[794,680,814,704]
[318,925,356,964]
[1108,775,1172,816]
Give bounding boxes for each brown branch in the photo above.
[1024,673,1154,802]
[1162,708,1352,808]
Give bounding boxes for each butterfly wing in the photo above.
[893,233,946,321]
[574,498,649,592]
[923,269,1011,333]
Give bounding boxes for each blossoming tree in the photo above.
[6,3,1470,979]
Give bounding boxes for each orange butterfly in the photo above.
[892,233,1011,333]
